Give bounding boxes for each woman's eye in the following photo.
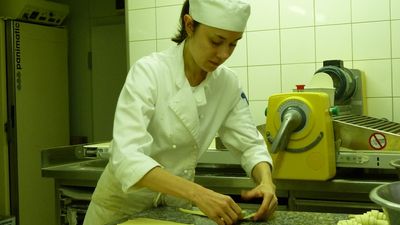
[211,40,222,46]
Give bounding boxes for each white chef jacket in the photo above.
[89,41,273,217]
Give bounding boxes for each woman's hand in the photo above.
[191,187,242,225]
[136,167,243,224]
[241,182,277,221]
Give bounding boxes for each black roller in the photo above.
[315,61,356,105]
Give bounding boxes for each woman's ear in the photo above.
[183,14,194,37]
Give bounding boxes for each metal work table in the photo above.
[41,145,395,192]
[41,155,393,197]
[41,144,396,225]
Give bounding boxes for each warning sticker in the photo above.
[369,132,387,150]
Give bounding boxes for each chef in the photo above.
[83,0,277,225]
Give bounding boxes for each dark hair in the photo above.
[171,0,200,44]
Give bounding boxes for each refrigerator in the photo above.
[0,19,70,225]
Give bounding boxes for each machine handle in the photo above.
[267,131,324,153]
[270,106,305,153]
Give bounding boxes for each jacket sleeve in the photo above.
[218,90,273,178]
[109,59,161,193]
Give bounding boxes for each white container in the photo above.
[303,87,335,106]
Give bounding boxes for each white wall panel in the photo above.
[248,65,281,100]
[392,0,400,19]
[315,0,351,25]
[393,97,400,123]
[247,30,280,66]
[129,40,156,65]
[316,24,352,62]
[352,0,390,22]
[367,97,393,121]
[352,22,391,60]
[353,60,392,97]
[247,0,279,31]
[156,5,181,39]
[128,8,156,41]
[280,27,315,64]
[392,20,400,58]
[156,0,184,7]
[156,38,175,52]
[392,59,400,97]
[128,0,155,10]
[280,0,314,28]
[281,63,316,92]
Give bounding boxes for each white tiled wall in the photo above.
[246,30,280,66]
[315,24,352,61]
[351,0,390,23]
[352,22,391,60]
[394,59,400,96]
[315,0,351,25]
[126,0,400,125]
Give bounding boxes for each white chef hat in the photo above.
[189,0,251,32]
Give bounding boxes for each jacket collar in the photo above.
[168,41,202,146]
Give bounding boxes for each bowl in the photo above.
[370,181,400,225]
[390,159,400,179]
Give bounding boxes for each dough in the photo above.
[179,208,256,220]
[118,218,193,225]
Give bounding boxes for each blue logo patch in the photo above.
[241,92,249,105]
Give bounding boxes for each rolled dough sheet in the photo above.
[179,208,256,220]
[117,218,193,225]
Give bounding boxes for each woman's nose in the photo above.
[217,45,232,60]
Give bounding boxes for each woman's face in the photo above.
[185,16,243,72]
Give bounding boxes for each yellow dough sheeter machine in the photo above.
[198,60,400,181]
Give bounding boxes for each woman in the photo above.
[83,0,277,225]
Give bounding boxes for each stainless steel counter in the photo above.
[41,144,397,219]
[42,158,106,181]
[42,150,392,194]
